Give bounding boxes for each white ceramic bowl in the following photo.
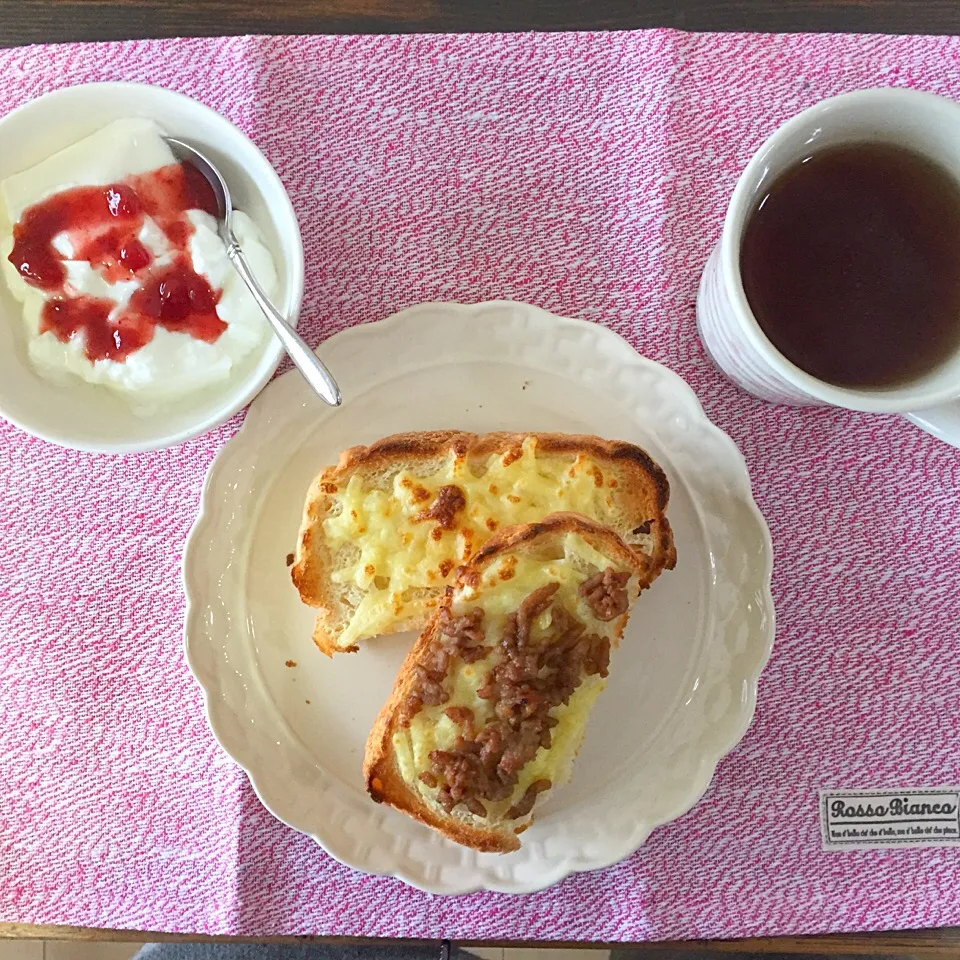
[0,82,305,453]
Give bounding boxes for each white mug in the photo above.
[696,87,960,446]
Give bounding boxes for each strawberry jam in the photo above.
[8,162,224,363]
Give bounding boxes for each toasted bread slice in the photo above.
[292,431,675,655]
[364,513,652,853]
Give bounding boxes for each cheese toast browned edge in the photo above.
[291,430,676,656]
[362,511,649,853]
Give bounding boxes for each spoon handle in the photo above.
[226,240,342,407]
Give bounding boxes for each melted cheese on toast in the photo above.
[323,437,621,645]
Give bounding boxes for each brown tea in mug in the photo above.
[739,142,960,387]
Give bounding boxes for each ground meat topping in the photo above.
[445,706,476,736]
[506,779,552,820]
[413,484,466,530]
[403,609,488,724]
[582,633,611,678]
[579,567,631,621]
[445,705,474,724]
[413,664,448,706]
[516,583,559,642]
[437,606,489,663]
[419,578,613,821]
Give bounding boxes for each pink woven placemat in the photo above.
[1,29,959,942]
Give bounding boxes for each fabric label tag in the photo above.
[821,787,960,850]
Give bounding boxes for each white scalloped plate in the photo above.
[183,300,775,894]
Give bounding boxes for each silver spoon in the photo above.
[164,137,342,407]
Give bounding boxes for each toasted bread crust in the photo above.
[292,431,676,655]
[363,513,648,853]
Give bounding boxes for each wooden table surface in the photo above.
[0,0,958,956]
[2,0,960,43]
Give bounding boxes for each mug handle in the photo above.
[906,402,960,448]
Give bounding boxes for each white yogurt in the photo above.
[0,118,278,407]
